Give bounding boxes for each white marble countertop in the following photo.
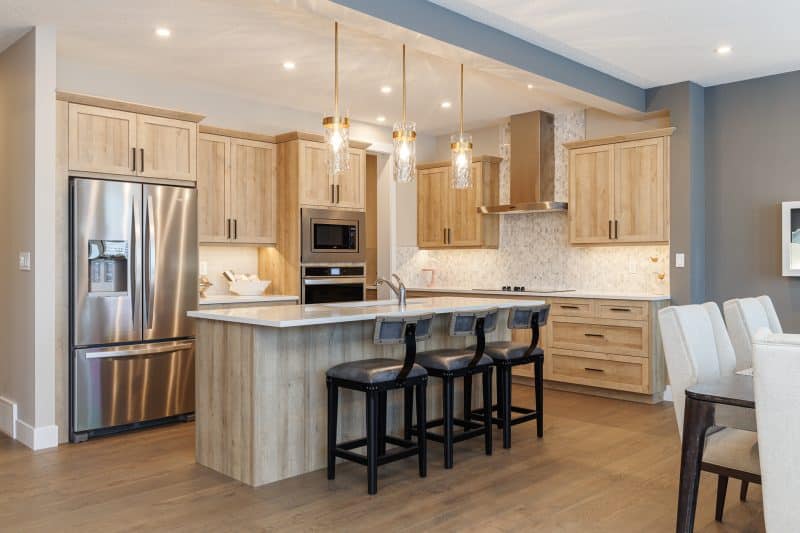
[198,294,299,306]
[407,286,671,302]
[188,296,546,328]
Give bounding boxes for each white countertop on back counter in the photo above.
[407,287,671,301]
[187,296,546,328]
[198,294,299,306]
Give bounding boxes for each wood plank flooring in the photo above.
[0,387,764,532]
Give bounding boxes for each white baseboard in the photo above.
[15,419,59,450]
[663,385,673,402]
[0,396,17,438]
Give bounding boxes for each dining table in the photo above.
[676,374,757,532]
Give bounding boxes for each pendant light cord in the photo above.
[334,22,339,121]
[402,44,407,123]
[459,64,464,136]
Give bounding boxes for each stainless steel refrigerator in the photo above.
[70,178,198,441]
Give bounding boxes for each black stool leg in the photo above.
[366,390,379,495]
[377,390,387,456]
[442,376,455,469]
[501,365,512,449]
[327,380,338,480]
[416,381,427,478]
[463,374,473,427]
[740,480,749,502]
[495,365,504,429]
[715,475,728,522]
[404,386,413,441]
[534,356,544,438]
[482,368,493,455]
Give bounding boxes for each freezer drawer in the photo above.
[73,340,195,433]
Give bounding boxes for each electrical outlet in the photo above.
[18,252,31,271]
[675,253,685,268]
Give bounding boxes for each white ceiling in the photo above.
[0,0,584,135]
[430,0,800,88]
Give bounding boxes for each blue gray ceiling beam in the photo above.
[329,0,646,112]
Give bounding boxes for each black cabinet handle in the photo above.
[614,219,619,239]
[227,219,231,239]
[584,333,605,338]
[234,219,238,239]
[336,184,340,204]
[140,148,144,173]
[584,367,605,373]
[331,184,335,204]
[608,220,612,239]
[609,307,632,312]
[560,305,580,310]
[132,148,136,172]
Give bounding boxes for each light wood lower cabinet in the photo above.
[198,132,276,245]
[408,290,667,401]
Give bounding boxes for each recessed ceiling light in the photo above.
[376,116,386,123]
[380,85,392,94]
[283,61,296,71]
[527,83,535,90]
[440,101,452,109]
[715,45,732,55]
[155,27,171,39]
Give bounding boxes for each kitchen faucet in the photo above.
[376,274,407,308]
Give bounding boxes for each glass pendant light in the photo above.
[450,64,473,189]
[323,21,350,178]
[392,44,416,183]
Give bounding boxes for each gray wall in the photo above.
[646,82,706,305]
[705,71,800,330]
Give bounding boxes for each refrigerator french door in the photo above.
[70,178,198,440]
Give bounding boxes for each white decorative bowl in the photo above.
[228,279,271,296]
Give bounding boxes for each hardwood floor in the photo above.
[0,387,764,532]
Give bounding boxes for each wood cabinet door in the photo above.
[335,149,366,209]
[137,115,197,181]
[613,137,667,242]
[197,134,231,243]
[417,167,448,247]
[229,139,277,244]
[447,162,482,246]
[68,103,137,175]
[298,141,333,207]
[569,145,614,244]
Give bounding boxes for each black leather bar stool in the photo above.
[412,308,498,469]
[469,304,550,449]
[326,314,433,495]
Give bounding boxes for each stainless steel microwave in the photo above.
[301,208,365,264]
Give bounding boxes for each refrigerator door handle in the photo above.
[129,195,137,323]
[85,341,194,359]
[144,195,156,329]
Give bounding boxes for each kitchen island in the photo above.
[187,296,545,487]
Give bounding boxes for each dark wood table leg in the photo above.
[676,396,715,533]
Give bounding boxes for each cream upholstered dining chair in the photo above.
[658,303,760,522]
[723,295,783,370]
[753,331,800,532]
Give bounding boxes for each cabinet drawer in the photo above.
[596,300,649,321]
[549,349,649,393]
[551,317,648,357]
[550,298,595,318]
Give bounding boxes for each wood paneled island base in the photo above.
[190,298,541,487]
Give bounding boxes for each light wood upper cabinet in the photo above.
[566,129,672,245]
[417,167,449,248]
[298,140,366,210]
[335,150,366,209]
[67,102,198,181]
[229,139,277,244]
[68,104,137,175]
[197,132,277,245]
[417,157,500,249]
[614,137,667,242]
[137,115,197,181]
[569,145,614,244]
[197,134,230,243]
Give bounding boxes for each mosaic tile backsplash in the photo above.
[395,110,670,294]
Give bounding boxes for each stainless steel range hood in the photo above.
[479,110,567,214]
